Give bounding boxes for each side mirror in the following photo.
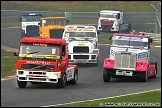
[19,17,22,22]
[66,20,69,23]
[149,38,153,43]
[98,13,100,17]
[13,52,18,56]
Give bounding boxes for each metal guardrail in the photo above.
[1,10,161,43]
[139,32,161,43]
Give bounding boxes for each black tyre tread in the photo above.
[17,80,27,88]
[103,69,111,82]
[70,69,78,84]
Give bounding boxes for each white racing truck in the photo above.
[98,10,131,33]
[62,25,100,66]
[103,33,157,82]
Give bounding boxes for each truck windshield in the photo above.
[19,43,61,56]
[65,32,96,38]
[100,14,117,19]
[112,36,148,49]
[22,16,42,22]
[41,19,65,26]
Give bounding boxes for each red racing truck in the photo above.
[13,37,78,88]
[103,33,157,82]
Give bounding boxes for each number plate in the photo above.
[75,59,87,63]
[116,71,124,75]
[116,70,133,76]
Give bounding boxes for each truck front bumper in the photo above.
[17,70,61,83]
[68,53,99,64]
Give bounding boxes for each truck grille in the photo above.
[114,52,136,70]
[73,55,89,59]
[73,46,89,53]
[50,29,64,38]
[21,64,55,70]
[26,25,40,36]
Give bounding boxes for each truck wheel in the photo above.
[152,67,157,78]
[140,72,148,82]
[94,57,100,66]
[17,80,27,88]
[56,73,66,88]
[149,61,157,78]
[103,69,111,82]
[70,69,78,84]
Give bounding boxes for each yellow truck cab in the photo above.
[40,17,69,38]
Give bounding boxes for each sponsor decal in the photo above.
[138,52,147,58]
[26,61,51,65]
[111,50,115,56]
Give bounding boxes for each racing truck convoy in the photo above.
[62,25,100,66]
[40,17,69,38]
[97,10,131,33]
[13,37,78,88]
[103,33,157,82]
[19,12,43,38]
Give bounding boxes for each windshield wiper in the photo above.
[23,51,40,60]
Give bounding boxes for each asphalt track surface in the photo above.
[1,27,161,107]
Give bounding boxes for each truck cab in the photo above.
[19,13,43,38]
[103,33,157,82]
[98,10,123,32]
[13,37,78,88]
[40,17,69,38]
[62,25,100,66]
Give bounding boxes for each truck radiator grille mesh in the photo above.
[114,52,136,69]
[21,64,55,70]
[73,55,89,59]
[73,46,89,53]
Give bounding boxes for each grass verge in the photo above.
[53,90,161,107]
[1,1,159,12]
[1,49,17,78]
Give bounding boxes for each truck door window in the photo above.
[62,45,65,57]
[117,13,120,19]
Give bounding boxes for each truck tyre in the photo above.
[103,69,111,82]
[140,72,148,82]
[149,61,157,78]
[94,56,100,66]
[152,67,157,78]
[56,73,66,88]
[17,80,27,88]
[70,69,78,84]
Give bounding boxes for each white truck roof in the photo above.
[64,25,97,32]
[100,10,121,14]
